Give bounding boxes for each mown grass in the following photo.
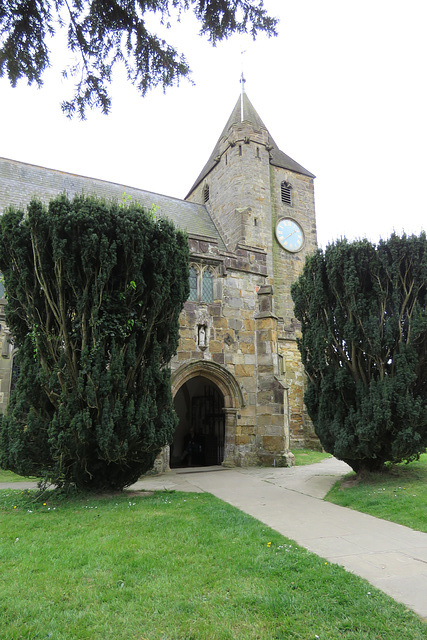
[0,488,425,639]
[0,468,38,483]
[326,454,427,533]
[292,448,332,466]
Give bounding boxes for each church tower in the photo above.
[184,89,318,459]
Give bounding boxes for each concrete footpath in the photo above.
[2,458,426,620]
[131,458,427,620]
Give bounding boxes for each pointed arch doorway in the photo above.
[171,376,225,468]
[170,360,244,469]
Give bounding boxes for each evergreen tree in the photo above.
[291,234,426,473]
[0,194,189,490]
[0,1,277,118]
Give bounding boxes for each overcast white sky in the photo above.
[1,0,426,248]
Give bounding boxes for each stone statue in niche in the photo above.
[198,325,206,348]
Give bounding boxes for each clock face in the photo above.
[275,218,304,253]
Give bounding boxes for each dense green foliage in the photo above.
[292,234,426,473]
[0,194,189,490]
[0,1,277,117]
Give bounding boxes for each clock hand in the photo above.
[282,230,296,241]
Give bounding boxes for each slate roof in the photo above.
[0,157,226,250]
[187,92,315,196]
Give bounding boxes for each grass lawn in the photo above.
[0,469,38,483]
[326,454,427,533]
[292,448,332,466]
[1,488,425,639]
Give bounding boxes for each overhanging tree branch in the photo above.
[0,0,278,117]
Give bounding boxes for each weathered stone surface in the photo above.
[239,342,255,354]
[234,364,254,378]
[208,340,222,353]
[262,436,285,452]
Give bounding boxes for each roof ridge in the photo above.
[0,156,227,251]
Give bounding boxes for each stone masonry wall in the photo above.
[270,165,317,324]
[187,121,275,278]
[269,164,318,447]
[170,236,286,465]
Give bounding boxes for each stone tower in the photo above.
[185,90,318,458]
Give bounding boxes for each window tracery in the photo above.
[202,268,214,303]
[187,264,216,303]
[188,266,198,301]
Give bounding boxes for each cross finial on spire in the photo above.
[240,70,246,122]
[240,50,247,122]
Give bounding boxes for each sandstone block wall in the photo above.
[187,120,275,278]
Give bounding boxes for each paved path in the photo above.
[2,458,426,620]
[132,458,427,620]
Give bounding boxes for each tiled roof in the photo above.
[187,93,314,196]
[0,157,226,250]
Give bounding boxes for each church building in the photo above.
[0,90,318,470]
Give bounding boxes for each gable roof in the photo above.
[187,93,315,196]
[0,157,226,250]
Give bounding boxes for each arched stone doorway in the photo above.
[170,360,245,469]
[171,376,224,468]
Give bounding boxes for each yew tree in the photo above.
[0,194,189,490]
[292,234,426,473]
[0,0,277,118]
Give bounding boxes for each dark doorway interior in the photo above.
[171,376,225,468]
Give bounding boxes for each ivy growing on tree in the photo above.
[0,1,277,118]
[0,194,189,490]
[292,234,426,473]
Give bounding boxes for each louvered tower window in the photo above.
[202,269,213,303]
[203,184,210,203]
[188,267,198,301]
[281,181,292,206]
